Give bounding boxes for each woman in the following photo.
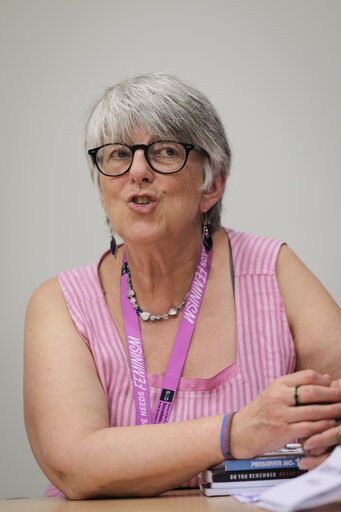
[24,72,341,499]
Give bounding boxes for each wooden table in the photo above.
[1,490,341,512]
[0,490,263,512]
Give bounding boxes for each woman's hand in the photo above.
[298,378,341,470]
[230,370,341,460]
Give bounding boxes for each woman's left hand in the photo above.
[300,378,341,470]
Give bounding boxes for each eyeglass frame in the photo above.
[87,140,210,177]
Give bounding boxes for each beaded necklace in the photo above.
[125,262,188,321]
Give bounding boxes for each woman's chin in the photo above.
[121,224,167,247]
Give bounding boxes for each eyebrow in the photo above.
[114,136,179,145]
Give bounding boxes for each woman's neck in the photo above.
[123,227,203,315]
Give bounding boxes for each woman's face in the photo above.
[99,129,220,247]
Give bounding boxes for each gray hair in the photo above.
[85,72,232,231]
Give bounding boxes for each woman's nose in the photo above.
[129,149,155,183]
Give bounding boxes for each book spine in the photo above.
[206,479,290,489]
[224,456,303,471]
[207,467,305,483]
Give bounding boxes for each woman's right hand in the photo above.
[230,370,341,459]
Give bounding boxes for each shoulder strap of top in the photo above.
[57,258,104,344]
[225,228,285,276]
[57,256,105,304]
[228,241,235,297]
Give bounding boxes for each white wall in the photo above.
[0,0,340,498]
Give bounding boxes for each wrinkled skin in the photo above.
[230,370,341,462]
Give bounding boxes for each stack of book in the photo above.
[200,445,306,496]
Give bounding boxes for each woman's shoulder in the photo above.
[28,251,108,311]
[26,277,69,333]
[224,227,285,276]
[28,276,62,306]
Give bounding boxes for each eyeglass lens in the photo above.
[96,142,187,175]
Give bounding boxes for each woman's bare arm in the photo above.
[276,245,341,379]
[24,278,225,499]
[276,245,341,468]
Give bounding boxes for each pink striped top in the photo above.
[44,229,295,497]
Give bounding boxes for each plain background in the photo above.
[0,0,340,499]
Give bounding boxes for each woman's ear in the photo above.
[200,175,227,213]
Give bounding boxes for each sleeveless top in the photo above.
[44,229,296,497]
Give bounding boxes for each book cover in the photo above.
[224,455,303,471]
[200,480,287,497]
[204,467,305,483]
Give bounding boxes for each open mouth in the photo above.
[133,196,152,205]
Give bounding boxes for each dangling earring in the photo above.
[110,233,117,258]
[203,212,213,251]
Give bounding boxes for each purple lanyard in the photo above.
[120,243,212,425]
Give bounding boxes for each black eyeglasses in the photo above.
[88,140,209,177]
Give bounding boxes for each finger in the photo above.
[304,446,329,457]
[283,370,331,388]
[298,452,330,471]
[301,440,330,457]
[303,424,341,451]
[301,437,323,456]
[288,401,341,422]
[289,385,341,406]
[292,419,337,441]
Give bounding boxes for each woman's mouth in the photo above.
[128,194,157,212]
[133,196,151,205]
